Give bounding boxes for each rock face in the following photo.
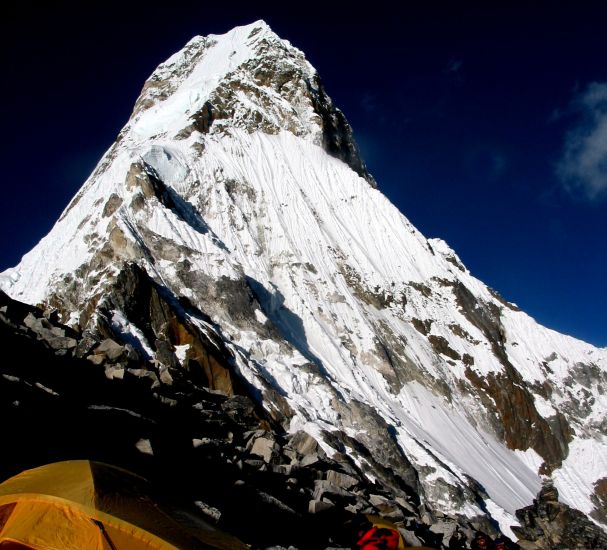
[513,483,607,549]
[1,20,606,546]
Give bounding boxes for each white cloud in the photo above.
[557,82,607,200]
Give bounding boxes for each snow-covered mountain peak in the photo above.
[128,20,312,139]
[1,22,606,542]
[122,20,374,185]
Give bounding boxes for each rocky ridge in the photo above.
[0,288,479,548]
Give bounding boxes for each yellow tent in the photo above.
[0,461,247,550]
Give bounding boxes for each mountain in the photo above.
[2,20,606,547]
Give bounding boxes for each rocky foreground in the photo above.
[2,288,606,549]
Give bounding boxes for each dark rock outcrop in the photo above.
[306,74,377,187]
[513,482,607,549]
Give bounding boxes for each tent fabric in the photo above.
[0,461,246,550]
[365,515,407,550]
[0,461,96,509]
[0,499,110,550]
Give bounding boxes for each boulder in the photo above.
[313,480,352,500]
[326,470,358,489]
[159,366,174,385]
[104,365,125,380]
[23,312,48,332]
[395,496,417,515]
[300,453,320,467]
[75,333,98,358]
[135,438,153,455]
[96,338,126,361]
[222,395,256,421]
[154,339,180,369]
[23,313,77,350]
[250,435,278,463]
[429,520,457,546]
[399,527,425,548]
[287,430,319,456]
[88,354,106,366]
[193,500,222,523]
[308,499,334,514]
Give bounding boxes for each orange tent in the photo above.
[0,461,246,550]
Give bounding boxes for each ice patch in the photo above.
[174,344,190,364]
[111,310,154,359]
[142,145,190,188]
[485,499,520,540]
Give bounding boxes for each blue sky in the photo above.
[2,2,606,346]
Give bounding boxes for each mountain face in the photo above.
[2,20,606,545]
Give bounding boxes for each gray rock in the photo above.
[124,343,140,361]
[50,326,66,337]
[326,470,358,489]
[345,496,372,514]
[88,354,106,365]
[154,339,180,369]
[368,494,405,518]
[23,313,77,350]
[399,528,425,547]
[104,365,125,380]
[155,394,177,406]
[308,499,334,514]
[43,309,60,323]
[345,504,361,514]
[193,500,222,523]
[380,507,405,521]
[244,459,265,469]
[429,521,456,546]
[23,312,47,331]
[250,435,278,463]
[271,464,293,475]
[514,482,607,549]
[193,438,213,448]
[394,496,417,515]
[287,430,319,456]
[300,453,320,467]
[135,438,153,455]
[222,395,256,419]
[244,429,266,445]
[48,335,77,350]
[159,366,174,385]
[75,333,98,358]
[369,494,390,507]
[127,368,161,389]
[283,448,299,463]
[254,489,298,515]
[96,338,125,361]
[313,480,352,500]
